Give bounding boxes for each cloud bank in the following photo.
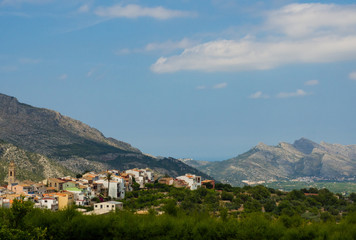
[151,3,356,73]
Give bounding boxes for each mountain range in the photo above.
[184,138,356,186]
[0,93,210,182]
[2,92,355,186]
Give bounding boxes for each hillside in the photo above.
[0,140,73,183]
[0,93,210,180]
[186,138,356,186]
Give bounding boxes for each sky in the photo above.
[1,0,356,161]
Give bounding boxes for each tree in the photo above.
[248,185,271,201]
[221,191,234,201]
[264,199,277,213]
[132,182,140,191]
[104,172,113,198]
[204,182,214,189]
[162,199,178,216]
[11,197,34,228]
[244,199,262,213]
[286,190,306,202]
[349,193,356,202]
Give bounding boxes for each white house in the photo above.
[93,201,123,214]
[96,178,126,199]
[125,169,154,188]
[36,197,58,211]
[176,174,202,190]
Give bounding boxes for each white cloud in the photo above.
[276,89,308,98]
[349,71,356,80]
[78,4,90,13]
[145,38,197,53]
[58,74,67,80]
[304,80,319,86]
[151,3,356,73]
[95,4,196,20]
[151,36,356,73]
[213,82,227,89]
[266,3,356,38]
[249,91,269,99]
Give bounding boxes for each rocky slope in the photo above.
[0,140,74,183]
[0,93,211,180]
[0,93,140,155]
[186,138,356,186]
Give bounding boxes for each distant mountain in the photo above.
[185,138,356,186]
[0,93,210,180]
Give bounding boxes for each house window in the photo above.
[10,171,12,176]
[100,205,103,209]
[107,205,109,208]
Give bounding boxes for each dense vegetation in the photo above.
[4,183,356,239]
[264,180,356,194]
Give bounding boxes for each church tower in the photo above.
[8,161,16,185]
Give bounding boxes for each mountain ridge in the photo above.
[185,138,356,186]
[0,93,211,180]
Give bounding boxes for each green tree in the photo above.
[11,198,34,228]
[204,182,214,189]
[248,185,271,201]
[219,207,228,221]
[349,193,356,202]
[286,190,306,201]
[264,199,277,213]
[221,191,234,201]
[244,199,262,213]
[320,212,334,222]
[162,199,178,216]
[204,192,219,212]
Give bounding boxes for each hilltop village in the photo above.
[1,161,214,214]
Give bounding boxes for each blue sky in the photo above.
[1,0,356,161]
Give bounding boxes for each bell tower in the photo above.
[8,161,16,185]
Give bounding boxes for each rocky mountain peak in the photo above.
[256,142,267,148]
[0,93,20,114]
[0,93,140,154]
[293,137,320,154]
